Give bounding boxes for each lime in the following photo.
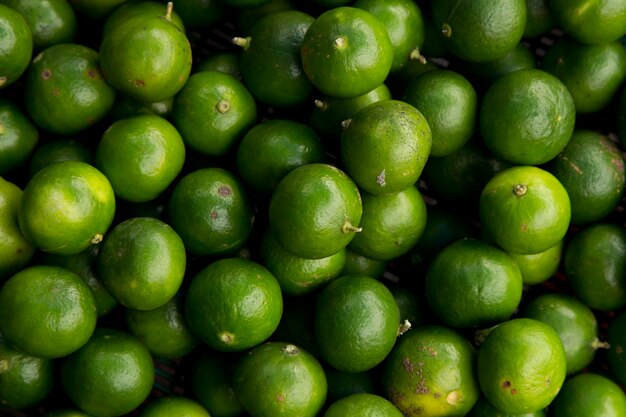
[521,292,605,375]
[0,4,32,90]
[194,51,241,78]
[348,186,427,261]
[140,396,210,417]
[173,0,225,29]
[386,280,428,327]
[99,3,192,102]
[386,59,439,99]
[477,318,567,414]
[479,165,571,255]
[167,167,254,257]
[341,248,389,279]
[426,238,523,329]
[233,342,327,417]
[340,99,431,195]
[563,223,626,311]
[463,43,537,88]
[0,177,35,281]
[383,325,480,417]
[95,115,186,203]
[24,43,116,135]
[28,139,93,178]
[0,99,38,176]
[235,10,314,108]
[607,311,626,386]
[545,130,625,225]
[431,0,526,63]
[541,36,626,114]
[548,0,626,45]
[325,368,376,402]
[236,119,326,195]
[300,6,393,98]
[524,0,554,38]
[172,70,257,156]
[109,94,173,121]
[67,0,130,20]
[0,332,53,410]
[403,69,477,157]
[508,239,563,285]
[61,327,155,417]
[268,163,362,259]
[125,294,198,359]
[550,372,626,417]
[468,395,546,417]
[101,1,185,37]
[185,257,282,352]
[314,275,400,372]
[0,265,97,358]
[479,69,575,165]
[324,393,403,417]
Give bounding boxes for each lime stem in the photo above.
[0,77,6,87]
[314,99,327,111]
[282,344,300,355]
[513,184,527,197]
[165,2,173,21]
[341,119,352,129]
[441,23,452,38]
[409,48,427,64]
[341,220,362,234]
[90,234,103,245]
[334,37,346,49]
[216,99,231,114]
[232,36,251,49]
[591,338,610,350]
[398,319,412,336]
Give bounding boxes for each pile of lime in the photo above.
[1,0,626,416]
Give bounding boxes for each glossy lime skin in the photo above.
[549,0,626,45]
[238,10,314,108]
[563,223,626,311]
[268,163,362,260]
[28,139,93,178]
[24,43,116,135]
[524,0,554,38]
[61,327,155,417]
[431,0,526,63]
[167,167,254,257]
[102,1,186,37]
[607,311,626,386]
[0,333,53,410]
[479,69,575,165]
[100,11,192,103]
[0,265,97,358]
[353,0,425,73]
[469,396,546,417]
[0,4,33,89]
[301,6,393,98]
[97,217,186,311]
[140,396,211,417]
[0,99,38,176]
[109,95,173,121]
[403,70,477,157]
[95,115,186,203]
[508,239,563,285]
[18,161,116,256]
[0,0,77,50]
[324,393,403,417]
[541,36,626,114]
[340,99,431,195]
[172,70,257,156]
[463,43,537,87]
[551,373,626,417]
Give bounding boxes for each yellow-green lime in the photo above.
[324,393,403,417]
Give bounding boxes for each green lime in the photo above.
[541,36,626,114]
[28,138,93,178]
[325,368,376,402]
[507,239,563,285]
[463,43,537,88]
[67,0,130,20]
[268,163,362,259]
[0,265,97,358]
[563,222,626,311]
[99,3,192,102]
[426,238,523,329]
[386,58,439,98]
[383,325,480,417]
[188,350,244,417]
[0,0,77,50]
[185,257,282,352]
[477,318,567,414]
[431,0,526,63]
[314,275,400,372]
[468,395,546,417]
[172,70,257,156]
[102,1,185,36]
[97,217,186,311]
[353,0,425,73]
[607,311,626,386]
[341,248,388,279]
[479,165,571,255]
[172,0,225,29]
[348,186,427,261]
[0,332,53,410]
[109,94,173,121]
[260,229,345,296]
[234,0,293,34]
[521,292,605,375]
[95,115,186,203]
[550,372,626,417]
[19,161,116,255]
[234,10,314,108]
[324,393,403,417]
[23,43,116,135]
[524,0,554,38]
[300,6,393,98]
[167,167,253,257]
[140,396,210,417]
[403,69,477,157]
[546,130,625,225]
[479,69,575,165]
[340,99,431,195]
[236,119,326,195]
[0,99,38,176]
[0,4,33,89]
[195,51,241,78]
[0,177,35,281]
[548,0,626,45]
[233,342,327,417]
[61,327,155,417]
